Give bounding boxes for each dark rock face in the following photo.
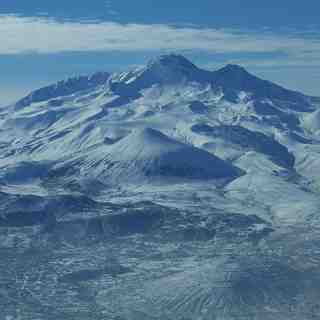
[0,211,54,227]
[188,101,209,114]
[39,201,171,242]
[15,72,110,108]
[289,132,314,144]
[0,191,109,229]
[48,99,64,107]
[253,101,301,130]
[104,207,166,236]
[192,124,295,168]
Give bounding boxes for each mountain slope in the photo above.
[15,71,110,109]
[211,64,313,110]
[1,54,319,189]
[1,54,320,320]
[55,128,243,184]
[192,124,295,168]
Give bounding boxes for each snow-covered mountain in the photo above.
[51,127,243,185]
[15,71,110,109]
[1,54,320,319]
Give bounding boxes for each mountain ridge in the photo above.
[15,71,110,109]
[14,54,316,112]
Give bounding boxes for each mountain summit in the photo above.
[148,54,199,70]
[146,54,201,78]
[106,55,313,110]
[108,54,211,95]
[14,54,313,112]
[211,63,312,108]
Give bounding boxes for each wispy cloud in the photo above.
[105,1,119,16]
[1,15,320,66]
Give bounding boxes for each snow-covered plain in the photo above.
[1,54,320,319]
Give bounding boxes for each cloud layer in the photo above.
[1,15,320,66]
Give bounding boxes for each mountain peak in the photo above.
[144,54,201,81]
[217,64,249,75]
[148,54,198,71]
[108,54,206,94]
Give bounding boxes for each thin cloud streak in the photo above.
[1,15,320,66]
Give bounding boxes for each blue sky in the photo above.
[1,0,320,105]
